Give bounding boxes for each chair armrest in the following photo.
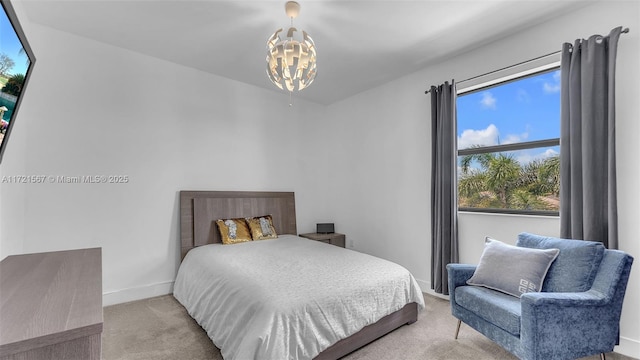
[446,264,476,289]
[446,264,477,317]
[520,290,619,358]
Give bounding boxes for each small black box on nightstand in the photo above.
[316,223,335,234]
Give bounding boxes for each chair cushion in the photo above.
[516,233,605,292]
[455,286,522,336]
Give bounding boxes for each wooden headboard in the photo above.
[179,191,297,259]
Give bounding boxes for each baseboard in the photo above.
[416,278,450,301]
[615,336,639,359]
[103,280,174,306]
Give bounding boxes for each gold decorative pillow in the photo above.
[246,215,278,240]
[216,218,252,244]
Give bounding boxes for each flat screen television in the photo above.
[0,0,35,164]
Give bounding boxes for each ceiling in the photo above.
[20,0,592,105]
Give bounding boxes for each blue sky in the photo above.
[0,7,30,76]
[457,70,560,154]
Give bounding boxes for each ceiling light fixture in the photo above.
[266,1,317,104]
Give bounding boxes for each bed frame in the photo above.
[179,190,418,360]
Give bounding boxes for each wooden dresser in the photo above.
[0,248,103,360]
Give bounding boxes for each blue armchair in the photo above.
[447,233,634,360]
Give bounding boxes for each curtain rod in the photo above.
[424,27,629,95]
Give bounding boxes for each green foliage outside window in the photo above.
[458,152,559,211]
[1,73,25,96]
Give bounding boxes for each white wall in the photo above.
[317,1,639,357]
[0,21,327,304]
[0,0,637,357]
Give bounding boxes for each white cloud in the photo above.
[502,127,530,144]
[541,148,559,158]
[503,134,523,144]
[516,148,559,165]
[543,70,561,93]
[480,91,497,109]
[458,124,499,149]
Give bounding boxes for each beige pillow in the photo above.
[246,215,278,240]
[216,218,252,244]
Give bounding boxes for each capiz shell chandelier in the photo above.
[266,1,317,93]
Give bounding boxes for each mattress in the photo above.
[173,235,425,360]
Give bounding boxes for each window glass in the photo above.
[458,146,559,212]
[457,69,560,214]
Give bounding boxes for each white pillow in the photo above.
[466,237,559,297]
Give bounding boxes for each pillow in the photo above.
[466,237,560,297]
[516,232,605,292]
[245,215,278,240]
[216,218,252,244]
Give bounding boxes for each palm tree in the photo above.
[458,150,560,211]
[18,48,30,67]
[537,156,560,196]
[485,154,520,207]
[460,152,520,208]
[511,189,547,210]
[1,73,25,96]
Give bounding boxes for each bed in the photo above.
[174,191,425,360]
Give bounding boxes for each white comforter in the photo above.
[173,235,425,360]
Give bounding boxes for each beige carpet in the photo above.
[103,294,634,360]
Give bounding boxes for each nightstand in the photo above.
[299,233,346,248]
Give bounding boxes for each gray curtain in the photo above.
[430,81,459,295]
[560,27,623,249]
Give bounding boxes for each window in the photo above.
[457,66,560,215]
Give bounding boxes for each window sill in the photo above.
[458,208,559,218]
